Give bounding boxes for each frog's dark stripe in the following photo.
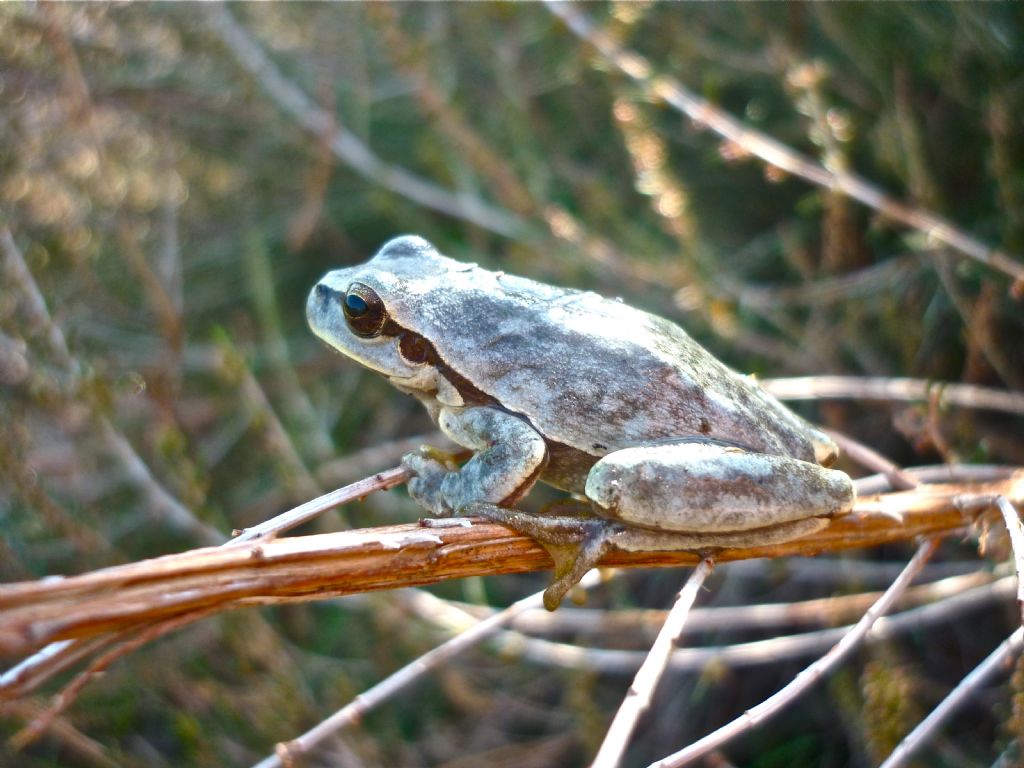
[379,317,607,496]
[379,319,496,407]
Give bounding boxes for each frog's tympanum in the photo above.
[308,236,855,609]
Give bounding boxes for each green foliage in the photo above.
[1,3,1022,766]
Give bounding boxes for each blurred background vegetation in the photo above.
[2,3,1023,767]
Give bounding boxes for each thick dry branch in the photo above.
[1,472,1021,663]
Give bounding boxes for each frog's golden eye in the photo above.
[343,282,387,338]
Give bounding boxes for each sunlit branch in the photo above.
[592,559,714,768]
[2,468,1020,660]
[649,540,938,767]
[764,375,1024,417]
[878,625,1024,768]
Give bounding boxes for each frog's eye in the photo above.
[343,283,387,338]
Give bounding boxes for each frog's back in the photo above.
[420,265,823,467]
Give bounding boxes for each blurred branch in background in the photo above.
[2,228,224,547]
[203,3,526,239]
[545,1,1024,288]
[763,375,1024,416]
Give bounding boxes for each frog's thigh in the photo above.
[437,406,548,509]
[610,516,828,553]
[585,442,854,533]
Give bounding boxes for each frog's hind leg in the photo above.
[586,441,855,534]
[609,515,829,554]
[462,503,618,611]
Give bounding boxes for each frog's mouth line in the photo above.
[307,329,408,379]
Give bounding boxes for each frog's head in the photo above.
[307,235,469,396]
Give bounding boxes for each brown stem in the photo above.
[1,472,1021,662]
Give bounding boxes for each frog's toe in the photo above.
[401,451,446,478]
[542,528,614,611]
[461,503,616,610]
[402,452,453,516]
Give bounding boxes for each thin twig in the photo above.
[763,375,1024,417]
[1,227,223,547]
[253,572,600,768]
[726,555,980,586]
[231,467,409,543]
[995,495,1024,625]
[236,362,324,503]
[0,228,75,372]
[495,576,1017,675]
[592,558,714,768]
[203,4,524,238]
[878,625,1024,768]
[543,3,1024,285]
[0,700,119,768]
[98,420,223,546]
[826,429,918,492]
[474,568,1001,638]
[239,433,449,522]
[0,640,103,701]
[649,539,938,767]
[315,433,446,487]
[10,608,219,750]
[853,464,1015,496]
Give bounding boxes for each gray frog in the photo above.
[308,236,854,609]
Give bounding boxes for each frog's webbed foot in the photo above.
[402,448,460,517]
[463,502,617,611]
[403,408,549,519]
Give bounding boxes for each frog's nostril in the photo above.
[315,283,331,303]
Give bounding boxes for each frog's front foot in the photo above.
[402,449,459,517]
[464,502,618,610]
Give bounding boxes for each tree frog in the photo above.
[308,236,855,609]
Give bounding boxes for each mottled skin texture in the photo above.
[308,236,855,609]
